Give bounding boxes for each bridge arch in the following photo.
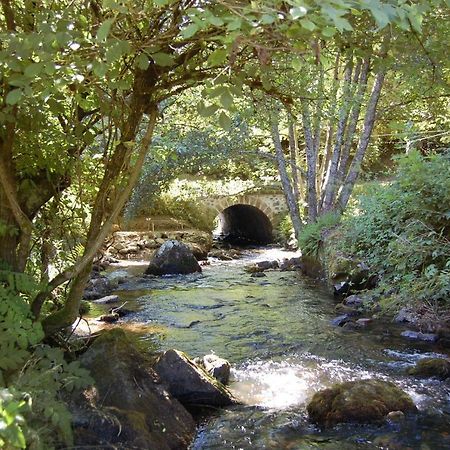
[205,195,278,245]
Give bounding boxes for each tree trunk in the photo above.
[271,116,303,242]
[321,58,353,212]
[40,108,158,334]
[288,119,301,203]
[335,58,370,189]
[300,98,318,223]
[337,70,386,211]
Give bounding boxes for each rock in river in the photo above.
[195,354,231,385]
[145,240,202,276]
[307,379,417,427]
[409,358,450,380]
[75,329,195,449]
[154,349,237,407]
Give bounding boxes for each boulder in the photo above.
[154,349,237,407]
[335,304,360,316]
[409,358,450,380]
[279,257,303,271]
[394,308,418,324]
[83,275,113,300]
[307,379,417,427]
[76,329,195,449]
[400,330,438,342]
[331,314,351,327]
[145,240,201,276]
[256,260,279,270]
[196,354,231,385]
[344,295,364,306]
[92,294,120,304]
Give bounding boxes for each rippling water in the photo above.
[105,248,450,449]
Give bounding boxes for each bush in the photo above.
[0,273,92,449]
[338,151,450,318]
[299,212,341,256]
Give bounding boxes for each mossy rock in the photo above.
[409,358,450,380]
[307,379,417,427]
[76,329,195,449]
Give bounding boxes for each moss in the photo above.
[307,379,416,427]
[409,358,450,380]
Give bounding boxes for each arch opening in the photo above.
[214,204,273,245]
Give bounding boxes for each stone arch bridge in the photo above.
[201,190,288,244]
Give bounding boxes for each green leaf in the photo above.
[300,18,316,31]
[135,53,150,70]
[207,48,228,67]
[24,62,44,78]
[290,6,307,19]
[6,89,22,105]
[96,18,115,42]
[261,14,276,24]
[321,27,337,38]
[220,90,233,109]
[152,52,175,67]
[219,111,232,130]
[181,23,198,39]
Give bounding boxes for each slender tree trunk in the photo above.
[335,58,370,190]
[300,98,318,223]
[271,116,303,241]
[37,107,158,334]
[288,119,301,203]
[318,54,341,202]
[321,58,353,212]
[337,70,386,211]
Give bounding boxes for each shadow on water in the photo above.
[106,248,450,449]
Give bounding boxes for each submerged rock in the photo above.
[409,358,450,380]
[154,349,237,407]
[307,379,417,427]
[75,329,195,449]
[401,330,438,342]
[145,240,201,276]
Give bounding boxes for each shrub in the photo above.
[299,212,341,256]
[338,151,450,317]
[0,273,92,449]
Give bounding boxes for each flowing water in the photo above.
[105,248,450,449]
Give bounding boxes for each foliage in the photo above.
[298,212,341,256]
[0,276,92,449]
[339,151,450,314]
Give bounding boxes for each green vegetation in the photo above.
[340,151,450,313]
[300,151,450,322]
[0,0,448,446]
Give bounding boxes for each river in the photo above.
[105,248,450,449]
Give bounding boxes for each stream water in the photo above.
[105,248,450,449]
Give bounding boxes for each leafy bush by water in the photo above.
[339,151,450,318]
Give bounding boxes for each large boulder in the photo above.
[75,329,195,449]
[307,379,417,427]
[409,358,450,380]
[145,240,202,275]
[154,349,237,407]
